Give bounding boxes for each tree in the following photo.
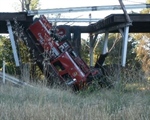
[140,0,150,14]
[132,33,150,74]
[14,0,40,11]
[130,0,150,75]
[81,38,90,64]
[0,0,41,79]
[121,0,150,82]
[0,35,18,75]
[95,33,138,68]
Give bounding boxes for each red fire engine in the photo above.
[27,15,102,90]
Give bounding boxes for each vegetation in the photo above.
[0,69,149,120]
[17,0,40,11]
[0,1,150,119]
[0,0,149,79]
[0,0,41,79]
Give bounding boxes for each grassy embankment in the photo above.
[0,69,150,120]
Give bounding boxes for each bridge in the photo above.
[0,11,150,67]
[0,2,150,88]
[1,12,150,33]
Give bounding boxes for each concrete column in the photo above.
[102,31,109,54]
[121,26,129,67]
[7,20,20,66]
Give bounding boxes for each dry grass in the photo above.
[0,80,150,120]
[0,67,150,120]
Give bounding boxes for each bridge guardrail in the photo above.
[0,72,33,87]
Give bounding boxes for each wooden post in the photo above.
[118,0,132,23]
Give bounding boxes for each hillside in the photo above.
[0,82,149,120]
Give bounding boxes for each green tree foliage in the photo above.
[81,38,90,64]
[81,37,101,66]
[0,35,18,74]
[0,36,4,69]
[18,0,40,11]
[28,0,39,10]
[140,0,150,14]
[132,33,150,74]
[94,33,139,68]
[0,0,40,78]
[13,18,43,81]
[131,0,150,75]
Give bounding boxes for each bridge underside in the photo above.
[0,12,33,34]
[1,12,150,34]
[1,12,150,67]
[87,14,150,33]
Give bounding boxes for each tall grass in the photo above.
[0,69,150,120]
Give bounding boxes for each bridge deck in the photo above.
[87,14,150,33]
[0,12,33,33]
[1,12,150,33]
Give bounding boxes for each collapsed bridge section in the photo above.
[1,12,150,88]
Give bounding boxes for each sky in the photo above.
[0,0,146,37]
[0,0,146,23]
[0,0,146,12]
